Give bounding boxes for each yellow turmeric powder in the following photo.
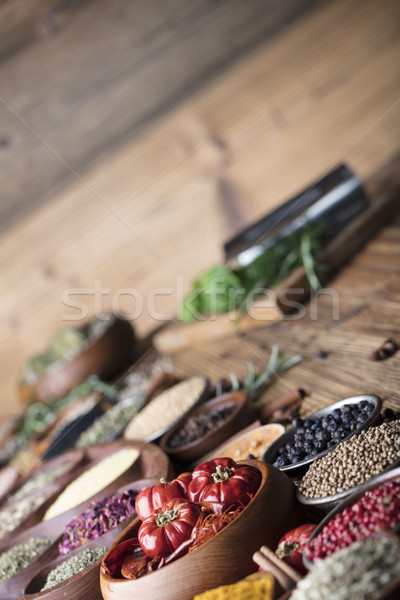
[193,573,274,600]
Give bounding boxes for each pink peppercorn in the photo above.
[306,477,400,561]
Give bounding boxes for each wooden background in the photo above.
[1,0,400,416]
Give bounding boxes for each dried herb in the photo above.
[11,462,72,502]
[0,537,52,583]
[0,489,53,540]
[58,489,139,555]
[76,396,147,449]
[16,377,117,446]
[41,547,106,590]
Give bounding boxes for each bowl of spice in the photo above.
[262,394,382,477]
[56,478,158,556]
[0,536,54,599]
[203,423,286,463]
[100,460,304,600]
[124,377,210,443]
[297,419,400,512]
[19,314,137,405]
[159,391,255,463]
[303,465,400,570]
[289,533,400,600]
[4,449,84,507]
[24,538,108,599]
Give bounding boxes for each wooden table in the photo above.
[1,0,399,416]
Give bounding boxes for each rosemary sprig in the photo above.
[229,345,302,407]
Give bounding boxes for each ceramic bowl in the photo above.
[100,460,305,600]
[159,391,255,463]
[19,314,137,405]
[262,394,382,477]
[302,464,400,570]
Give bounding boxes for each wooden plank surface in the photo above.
[0,0,323,231]
[1,0,400,416]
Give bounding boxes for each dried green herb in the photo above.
[227,346,302,407]
[11,462,72,502]
[41,547,107,590]
[0,537,52,583]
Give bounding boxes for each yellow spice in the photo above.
[193,574,273,600]
[43,448,139,521]
[124,376,206,440]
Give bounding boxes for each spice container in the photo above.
[0,537,52,584]
[5,449,84,506]
[24,538,109,599]
[290,534,400,600]
[262,394,382,477]
[0,487,56,542]
[297,419,400,512]
[204,423,285,462]
[18,314,137,405]
[43,448,141,521]
[100,461,303,600]
[160,391,255,463]
[303,464,400,569]
[124,377,210,443]
[76,396,148,449]
[57,488,140,555]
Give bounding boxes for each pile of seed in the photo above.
[299,420,400,498]
[306,477,400,560]
[291,536,400,600]
[76,396,147,449]
[0,489,54,540]
[273,400,374,467]
[124,377,207,441]
[41,546,106,590]
[168,404,236,448]
[11,462,72,502]
[43,448,140,521]
[0,537,52,583]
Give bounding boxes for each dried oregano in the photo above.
[0,537,52,583]
[41,547,106,590]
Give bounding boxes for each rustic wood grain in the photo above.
[0,0,399,416]
[0,0,324,231]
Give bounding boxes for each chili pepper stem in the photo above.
[212,465,234,483]
[155,503,186,527]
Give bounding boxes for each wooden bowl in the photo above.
[0,441,172,553]
[262,394,382,478]
[201,423,286,463]
[0,477,161,599]
[302,464,400,570]
[2,448,85,507]
[23,534,114,599]
[124,377,211,444]
[159,391,255,463]
[19,314,137,405]
[100,460,305,600]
